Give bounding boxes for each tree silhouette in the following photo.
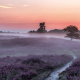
[63,25,80,39]
[37,22,47,33]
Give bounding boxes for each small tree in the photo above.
[63,25,80,39]
[37,22,47,33]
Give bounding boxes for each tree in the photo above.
[63,25,80,39]
[37,22,47,33]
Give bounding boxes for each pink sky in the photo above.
[0,0,80,30]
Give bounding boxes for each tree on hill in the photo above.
[63,25,80,39]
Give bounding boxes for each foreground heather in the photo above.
[0,54,73,80]
[58,57,80,80]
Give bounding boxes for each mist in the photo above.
[0,32,80,42]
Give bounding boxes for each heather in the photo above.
[58,57,80,80]
[0,54,73,80]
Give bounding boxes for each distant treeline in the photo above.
[28,29,65,33]
[0,31,19,33]
[28,22,66,33]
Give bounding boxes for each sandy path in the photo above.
[45,56,76,80]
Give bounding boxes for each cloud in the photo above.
[23,5,29,7]
[0,5,13,8]
[7,4,13,6]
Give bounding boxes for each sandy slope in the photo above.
[0,35,80,58]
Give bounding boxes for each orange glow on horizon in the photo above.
[0,0,80,30]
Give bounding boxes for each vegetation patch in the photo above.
[0,54,73,80]
[58,57,80,80]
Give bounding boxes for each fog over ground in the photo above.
[0,33,80,58]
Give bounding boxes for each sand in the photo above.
[0,35,80,58]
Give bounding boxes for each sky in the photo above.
[0,0,80,31]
